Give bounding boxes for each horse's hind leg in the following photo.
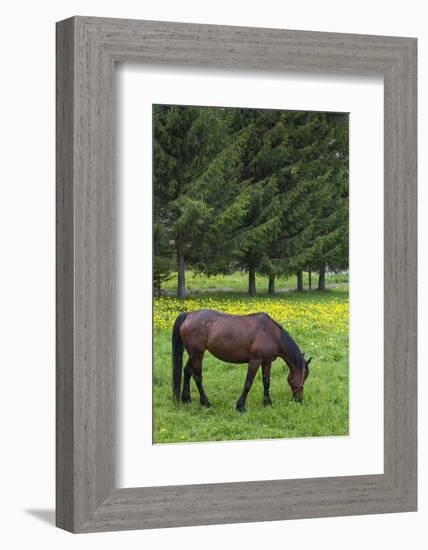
[181,359,193,403]
[236,359,261,413]
[191,354,211,408]
[262,362,272,406]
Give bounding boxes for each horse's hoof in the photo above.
[263,397,273,407]
[236,403,246,414]
[181,395,191,404]
[200,398,211,408]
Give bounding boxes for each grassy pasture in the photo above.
[161,270,348,293]
[153,284,349,444]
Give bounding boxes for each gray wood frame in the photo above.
[56,16,417,533]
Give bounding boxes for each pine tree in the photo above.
[264,110,349,292]
[186,109,282,296]
[153,105,349,297]
[305,113,349,290]
[153,223,175,297]
[227,109,285,294]
[238,110,333,294]
[153,104,230,297]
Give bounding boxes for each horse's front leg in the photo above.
[236,359,261,413]
[262,362,272,406]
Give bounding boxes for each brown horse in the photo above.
[172,309,311,412]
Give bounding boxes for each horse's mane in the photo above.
[269,316,305,370]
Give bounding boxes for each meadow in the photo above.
[153,275,349,444]
[161,270,348,293]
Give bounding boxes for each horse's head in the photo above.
[287,356,312,402]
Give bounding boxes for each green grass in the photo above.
[161,270,348,293]
[153,287,349,444]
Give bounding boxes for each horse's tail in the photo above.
[172,312,188,401]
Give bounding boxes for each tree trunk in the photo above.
[177,250,186,299]
[154,273,161,298]
[318,264,326,291]
[248,267,256,296]
[308,269,312,291]
[268,274,275,295]
[297,270,303,291]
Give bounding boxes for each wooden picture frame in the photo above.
[56,16,417,533]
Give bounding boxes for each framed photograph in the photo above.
[56,16,417,532]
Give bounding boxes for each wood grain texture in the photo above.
[56,16,417,533]
[56,18,75,531]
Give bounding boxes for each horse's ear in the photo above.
[306,357,312,365]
